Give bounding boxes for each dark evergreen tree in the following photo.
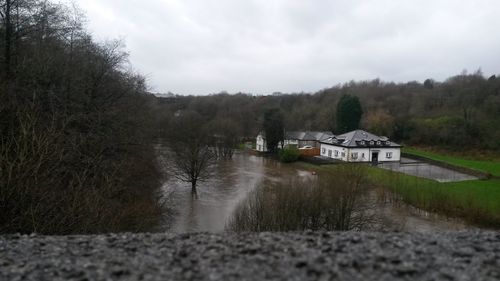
[336,94,363,134]
[424,79,434,89]
[263,108,284,153]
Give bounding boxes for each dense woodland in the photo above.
[156,71,500,151]
[0,0,162,234]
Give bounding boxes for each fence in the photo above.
[299,148,320,157]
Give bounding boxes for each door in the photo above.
[371,152,379,164]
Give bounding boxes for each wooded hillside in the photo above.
[157,71,500,150]
[0,0,163,234]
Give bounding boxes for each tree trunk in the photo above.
[191,180,197,194]
[4,0,12,77]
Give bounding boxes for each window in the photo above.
[362,153,365,158]
[341,152,346,158]
[360,141,366,145]
[376,141,381,145]
[322,148,326,154]
[334,150,339,157]
[386,141,391,145]
[386,152,393,159]
[328,150,332,157]
[370,141,374,145]
[352,152,358,159]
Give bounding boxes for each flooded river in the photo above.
[161,151,473,233]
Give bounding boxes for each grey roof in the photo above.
[285,131,334,141]
[320,129,401,148]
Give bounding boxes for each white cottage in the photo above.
[320,130,401,163]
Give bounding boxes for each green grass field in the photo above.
[403,147,500,177]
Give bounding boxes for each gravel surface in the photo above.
[1,231,500,280]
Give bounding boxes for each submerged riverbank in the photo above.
[1,231,499,280]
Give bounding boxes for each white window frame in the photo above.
[386,152,393,159]
[334,150,339,157]
[352,152,358,159]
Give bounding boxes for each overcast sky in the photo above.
[73,0,500,95]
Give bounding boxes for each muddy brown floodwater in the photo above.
[161,151,474,233]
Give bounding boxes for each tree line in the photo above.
[0,0,164,234]
[157,70,500,151]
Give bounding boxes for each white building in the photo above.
[256,131,334,152]
[256,132,267,152]
[319,130,401,163]
[283,131,334,148]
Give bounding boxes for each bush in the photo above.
[279,147,300,163]
[227,165,375,231]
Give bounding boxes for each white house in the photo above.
[256,131,334,152]
[319,130,401,163]
[256,132,267,152]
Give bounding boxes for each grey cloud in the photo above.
[74,0,500,95]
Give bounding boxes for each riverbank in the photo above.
[1,231,499,280]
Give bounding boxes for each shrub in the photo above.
[279,147,300,163]
[227,165,375,231]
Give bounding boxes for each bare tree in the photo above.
[1,0,33,77]
[0,0,164,234]
[165,111,215,194]
[208,118,241,159]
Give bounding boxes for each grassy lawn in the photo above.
[403,147,500,177]
[296,161,500,228]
